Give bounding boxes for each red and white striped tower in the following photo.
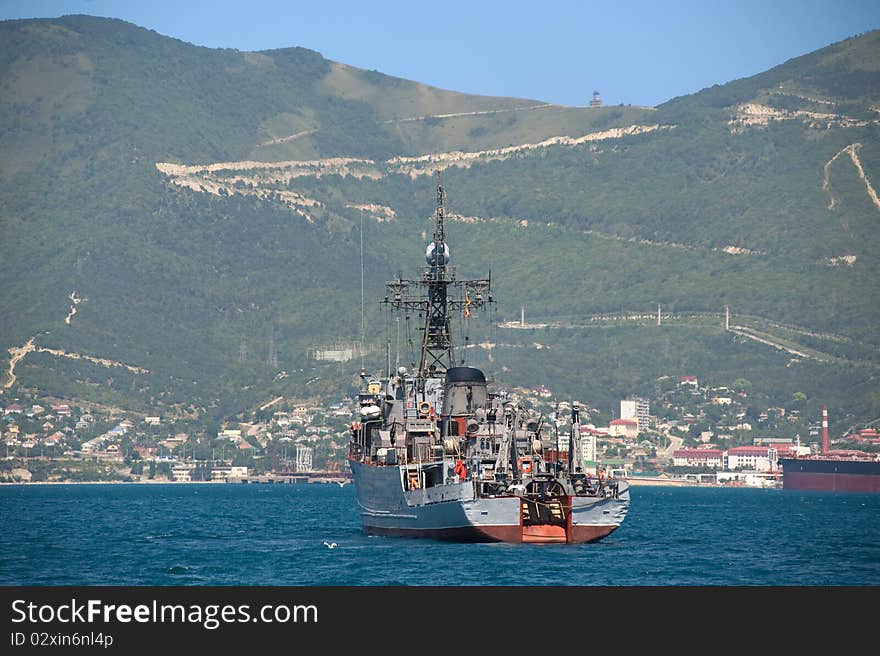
[821,405,830,454]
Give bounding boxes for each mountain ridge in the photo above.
[1,15,878,428]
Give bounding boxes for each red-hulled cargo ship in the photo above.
[778,406,880,493]
[778,455,880,493]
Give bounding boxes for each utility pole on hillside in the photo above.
[267,331,277,369]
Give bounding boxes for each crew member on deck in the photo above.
[453,459,467,481]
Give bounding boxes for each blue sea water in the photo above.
[0,483,878,586]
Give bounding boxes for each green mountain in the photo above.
[1,15,878,430]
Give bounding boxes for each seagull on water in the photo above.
[323,540,338,549]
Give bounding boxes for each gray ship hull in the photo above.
[350,459,630,544]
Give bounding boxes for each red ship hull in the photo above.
[363,523,618,544]
[779,457,880,493]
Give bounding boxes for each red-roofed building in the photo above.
[134,442,158,459]
[770,444,798,458]
[852,429,880,444]
[51,404,72,417]
[673,449,724,468]
[609,418,639,438]
[680,375,698,387]
[42,431,65,446]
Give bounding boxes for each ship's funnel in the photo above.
[443,366,487,416]
[822,405,829,454]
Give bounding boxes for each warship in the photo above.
[347,172,630,543]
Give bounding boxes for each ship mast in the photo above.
[421,172,452,378]
[383,170,492,380]
[569,402,583,474]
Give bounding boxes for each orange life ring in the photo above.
[518,457,534,474]
[418,401,433,416]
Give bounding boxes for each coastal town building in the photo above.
[134,442,158,459]
[609,418,639,438]
[172,463,195,482]
[672,448,724,468]
[726,446,777,471]
[211,466,248,481]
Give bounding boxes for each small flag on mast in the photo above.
[464,290,471,318]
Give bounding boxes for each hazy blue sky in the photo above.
[2,0,879,107]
